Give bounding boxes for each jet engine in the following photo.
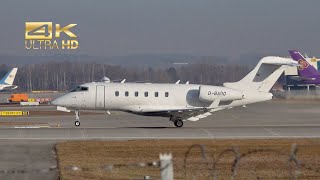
[199,85,244,102]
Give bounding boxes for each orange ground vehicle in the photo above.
[8,94,28,103]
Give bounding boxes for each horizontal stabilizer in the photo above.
[262,58,300,66]
[1,85,18,90]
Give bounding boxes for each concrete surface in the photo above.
[0,141,57,180]
[0,100,319,139]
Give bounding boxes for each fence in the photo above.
[57,143,320,180]
[0,143,318,179]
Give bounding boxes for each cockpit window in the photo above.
[70,86,89,92]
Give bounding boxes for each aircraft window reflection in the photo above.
[115,91,119,96]
[70,86,80,92]
[144,92,148,97]
[155,92,159,97]
[135,91,139,97]
[165,92,169,97]
[70,86,88,92]
[125,91,129,97]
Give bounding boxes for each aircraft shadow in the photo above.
[125,126,175,129]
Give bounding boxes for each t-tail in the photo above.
[0,68,18,85]
[224,57,298,92]
[289,50,320,77]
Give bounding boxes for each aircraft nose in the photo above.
[51,98,62,106]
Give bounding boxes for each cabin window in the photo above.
[144,92,148,97]
[135,91,139,97]
[71,86,88,92]
[81,87,88,91]
[125,91,129,97]
[115,91,119,96]
[155,92,159,97]
[165,92,169,97]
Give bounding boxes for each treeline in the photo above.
[0,62,250,92]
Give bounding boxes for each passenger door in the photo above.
[95,85,105,108]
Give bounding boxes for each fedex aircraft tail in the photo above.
[289,50,319,77]
[224,57,298,92]
[0,68,18,85]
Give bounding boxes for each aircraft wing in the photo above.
[140,107,226,122]
[136,99,224,121]
[167,107,226,121]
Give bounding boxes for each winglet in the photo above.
[175,80,180,84]
[208,98,220,109]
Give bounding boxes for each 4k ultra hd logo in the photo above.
[25,22,78,50]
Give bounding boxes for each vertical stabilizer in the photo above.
[0,68,18,85]
[289,50,319,76]
[223,57,298,92]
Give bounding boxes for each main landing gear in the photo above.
[74,110,80,127]
[170,116,184,128]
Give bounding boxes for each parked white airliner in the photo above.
[0,68,18,91]
[52,57,298,127]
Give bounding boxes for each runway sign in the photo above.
[0,111,29,116]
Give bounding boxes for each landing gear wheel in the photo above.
[75,121,80,127]
[174,120,183,128]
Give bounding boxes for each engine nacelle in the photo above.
[199,85,244,102]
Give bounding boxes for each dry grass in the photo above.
[56,139,320,180]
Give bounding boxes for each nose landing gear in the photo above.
[75,110,80,127]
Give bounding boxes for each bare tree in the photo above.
[1,62,249,92]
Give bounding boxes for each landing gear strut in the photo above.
[170,116,184,128]
[75,110,80,127]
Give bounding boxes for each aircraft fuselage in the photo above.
[52,82,272,114]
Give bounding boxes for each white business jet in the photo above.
[52,56,298,127]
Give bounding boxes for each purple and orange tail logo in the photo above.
[298,59,309,70]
